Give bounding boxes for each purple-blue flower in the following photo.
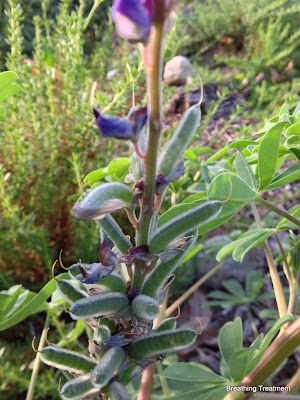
[93,106,147,142]
[111,0,154,43]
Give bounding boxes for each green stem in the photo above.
[133,3,165,291]
[251,202,287,318]
[26,311,51,400]
[83,0,104,32]
[224,318,300,400]
[256,197,300,228]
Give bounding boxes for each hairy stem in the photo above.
[26,311,51,400]
[256,197,300,229]
[251,202,287,318]
[133,2,165,292]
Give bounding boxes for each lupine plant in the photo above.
[2,1,300,400]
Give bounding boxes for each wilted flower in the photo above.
[93,106,147,142]
[111,0,154,43]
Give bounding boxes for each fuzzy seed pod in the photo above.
[40,346,96,374]
[56,279,88,304]
[131,294,160,321]
[128,329,196,360]
[108,381,131,400]
[91,347,127,389]
[155,318,177,332]
[60,373,100,400]
[69,292,129,320]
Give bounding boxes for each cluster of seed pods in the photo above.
[40,261,196,399]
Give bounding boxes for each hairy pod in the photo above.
[91,347,127,389]
[60,373,100,400]
[93,326,111,345]
[99,317,117,332]
[74,182,133,221]
[40,346,96,374]
[128,329,196,360]
[158,104,201,177]
[142,235,197,298]
[96,273,127,293]
[56,279,88,304]
[69,292,129,320]
[96,215,132,254]
[131,294,160,321]
[108,381,131,400]
[155,318,177,332]
[149,201,222,254]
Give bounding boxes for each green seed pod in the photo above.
[99,317,117,332]
[70,292,129,320]
[158,104,201,177]
[108,381,131,400]
[40,346,96,374]
[143,235,197,299]
[93,326,111,345]
[91,347,127,389]
[96,215,132,254]
[155,318,177,332]
[149,201,222,254]
[96,273,127,294]
[131,294,159,321]
[56,279,88,304]
[60,373,100,400]
[74,182,133,221]
[128,329,196,360]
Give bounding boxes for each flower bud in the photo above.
[111,0,154,43]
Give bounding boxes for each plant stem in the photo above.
[251,202,287,318]
[287,367,300,392]
[223,318,300,400]
[26,311,51,400]
[256,197,300,228]
[133,2,165,292]
[165,262,224,318]
[83,0,104,31]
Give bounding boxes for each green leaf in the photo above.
[0,83,22,103]
[184,150,199,162]
[279,103,289,116]
[187,182,207,193]
[107,157,131,176]
[266,161,300,190]
[0,274,68,331]
[208,172,256,202]
[0,294,12,321]
[286,122,300,136]
[276,204,300,231]
[162,363,227,384]
[259,314,294,355]
[0,285,22,322]
[234,151,257,190]
[245,270,264,297]
[181,244,205,263]
[159,201,205,226]
[286,135,300,148]
[84,168,107,185]
[258,122,286,191]
[207,290,238,300]
[57,320,85,347]
[217,229,274,262]
[182,193,207,203]
[222,280,245,297]
[198,200,246,235]
[0,71,19,92]
[229,348,257,381]
[218,318,243,367]
[228,140,257,149]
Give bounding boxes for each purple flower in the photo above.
[76,262,115,284]
[111,0,154,43]
[93,106,147,142]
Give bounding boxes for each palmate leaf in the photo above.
[217,229,274,262]
[208,172,257,202]
[219,318,243,368]
[234,151,257,190]
[276,204,300,231]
